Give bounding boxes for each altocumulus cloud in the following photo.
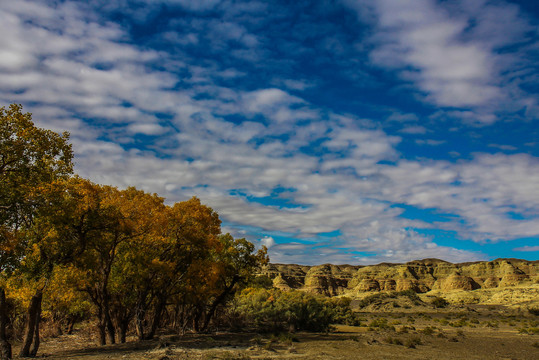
[0,0,537,265]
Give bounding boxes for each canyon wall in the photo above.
[260,258,539,297]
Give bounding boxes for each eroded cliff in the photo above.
[260,259,539,304]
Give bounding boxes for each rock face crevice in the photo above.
[260,258,539,296]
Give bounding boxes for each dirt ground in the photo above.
[12,309,539,360]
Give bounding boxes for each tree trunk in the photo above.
[105,311,115,345]
[29,302,41,357]
[192,308,202,333]
[19,289,42,357]
[101,288,115,345]
[55,322,63,337]
[145,297,166,340]
[135,311,145,341]
[96,306,106,346]
[118,319,128,344]
[201,280,237,332]
[0,288,12,360]
[97,322,106,346]
[66,317,75,335]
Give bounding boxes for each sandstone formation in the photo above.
[259,259,539,305]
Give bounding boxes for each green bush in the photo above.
[249,275,274,289]
[235,288,357,332]
[358,293,386,308]
[358,290,422,308]
[431,297,449,308]
[397,290,421,304]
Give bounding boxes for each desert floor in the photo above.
[12,308,538,360]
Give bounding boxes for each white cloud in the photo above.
[346,0,536,122]
[260,236,275,249]
[0,0,537,266]
[513,246,539,252]
[367,0,500,108]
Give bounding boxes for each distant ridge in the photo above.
[260,258,539,306]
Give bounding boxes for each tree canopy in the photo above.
[0,104,268,359]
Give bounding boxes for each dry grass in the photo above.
[14,307,539,360]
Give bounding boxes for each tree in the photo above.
[196,234,268,332]
[0,104,72,359]
[134,197,222,340]
[35,179,161,345]
[14,177,111,353]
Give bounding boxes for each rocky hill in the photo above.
[260,259,539,307]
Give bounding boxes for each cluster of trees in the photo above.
[0,104,267,359]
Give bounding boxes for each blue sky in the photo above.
[1,0,538,265]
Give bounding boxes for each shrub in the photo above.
[368,317,395,331]
[235,288,357,332]
[384,336,402,345]
[249,275,274,289]
[529,307,539,316]
[404,336,422,348]
[420,326,436,336]
[431,297,449,308]
[327,297,362,326]
[449,319,468,328]
[397,290,422,305]
[358,293,386,308]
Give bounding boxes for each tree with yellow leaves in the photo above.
[1,104,271,355]
[0,104,72,359]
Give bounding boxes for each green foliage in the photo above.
[368,317,395,331]
[327,297,361,326]
[396,289,421,304]
[235,288,357,332]
[357,293,386,308]
[431,296,449,308]
[249,275,274,289]
[357,290,422,308]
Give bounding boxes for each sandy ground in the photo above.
[11,310,539,360]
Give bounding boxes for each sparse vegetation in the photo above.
[404,336,422,349]
[420,326,436,335]
[431,297,449,308]
[357,290,424,309]
[518,327,539,335]
[529,307,539,316]
[368,317,395,331]
[384,336,403,345]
